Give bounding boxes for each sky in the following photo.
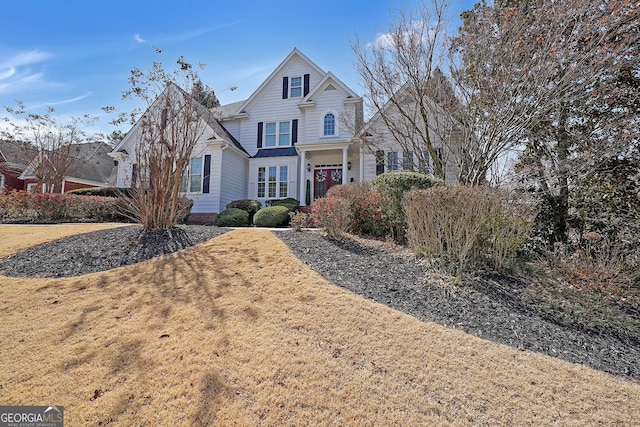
[1,0,476,136]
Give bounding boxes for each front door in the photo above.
[314,168,342,199]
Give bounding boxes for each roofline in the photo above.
[234,48,326,115]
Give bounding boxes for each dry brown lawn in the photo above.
[0,225,638,426]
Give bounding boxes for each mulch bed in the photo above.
[0,225,637,383]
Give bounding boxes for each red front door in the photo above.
[314,168,343,199]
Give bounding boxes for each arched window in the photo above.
[323,113,335,136]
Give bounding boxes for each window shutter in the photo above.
[257,122,263,148]
[282,76,289,99]
[203,155,211,194]
[131,163,137,188]
[292,119,298,145]
[303,74,310,96]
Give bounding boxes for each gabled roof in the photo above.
[112,83,248,156]
[19,141,116,185]
[0,141,38,171]
[233,48,326,116]
[301,71,359,103]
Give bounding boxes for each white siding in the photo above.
[248,157,299,205]
[220,148,249,211]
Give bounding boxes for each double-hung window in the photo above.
[257,165,288,198]
[403,151,414,170]
[264,121,291,147]
[290,76,302,98]
[180,157,203,193]
[388,151,399,171]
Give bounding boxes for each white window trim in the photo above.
[181,156,204,194]
[319,110,338,138]
[256,165,288,199]
[264,121,292,147]
[290,76,303,98]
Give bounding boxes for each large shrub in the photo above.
[226,199,262,224]
[311,194,352,240]
[253,206,290,227]
[215,208,250,227]
[323,183,390,237]
[370,172,441,241]
[404,186,536,272]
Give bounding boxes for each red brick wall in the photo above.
[1,172,23,191]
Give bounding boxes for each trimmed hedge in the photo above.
[226,199,262,223]
[266,197,300,212]
[66,187,133,198]
[253,206,290,227]
[215,208,250,227]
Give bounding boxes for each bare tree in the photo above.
[352,0,458,181]
[114,57,209,229]
[1,103,97,193]
[453,0,639,241]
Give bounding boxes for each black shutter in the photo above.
[131,163,137,188]
[375,151,384,175]
[257,122,263,148]
[303,74,310,96]
[203,155,211,194]
[292,119,298,145]
[282,76,289,99]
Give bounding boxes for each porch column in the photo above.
[342,147,348,185]
[299,149,307,205]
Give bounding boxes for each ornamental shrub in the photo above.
[404,186,536,273]
[215,208,250,227]
[226,199,262,224]
[325,183,390,238]
[311,194,352,240]
[253,206,290,227]
[266,197,300,212]
[370,172,442,241]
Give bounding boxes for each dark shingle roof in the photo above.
[253,147,298,158]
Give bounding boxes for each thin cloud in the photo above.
[36,92,94,108]
[0,49,54,94]
[133,34,146,44]
[161,21,241,43]
[0,49,52,69]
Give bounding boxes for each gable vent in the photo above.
[324,84,336,91]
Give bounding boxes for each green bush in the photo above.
[253,206,290,227]
[370,172,441,241]
[215,208,250,227]
[226,199,262,223]
[66,187,133,198]
[266,197,300,212]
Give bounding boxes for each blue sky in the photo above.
[1,0,476,135]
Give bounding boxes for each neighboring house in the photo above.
[110,48,461,222]
[356,84,461,184]
[0,141,36,191]
[19,142,117,193]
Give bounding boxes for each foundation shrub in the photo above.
[266,197,300,212]
[215,208,250,227]
[289,211,310,231]
[405,186,535,273]
[253,206,290,227]
[226,199,262,223]
[370,172,442,241]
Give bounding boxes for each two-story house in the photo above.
[110,48,365,223]
[110,48,460,223]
